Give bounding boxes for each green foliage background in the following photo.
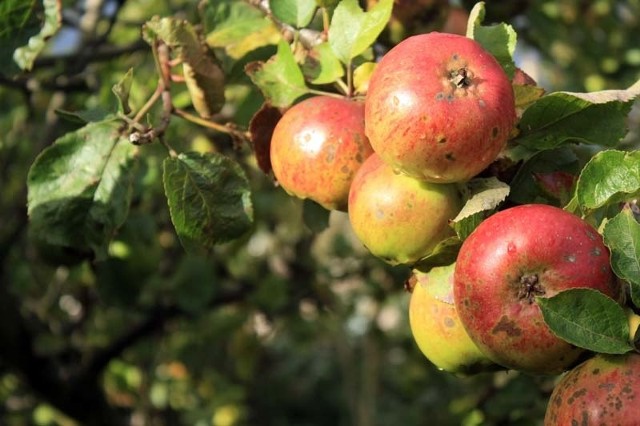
[0,1,639,425]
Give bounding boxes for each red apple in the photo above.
[365,32,516,183]
[348,153,461,265]
[453,204,619,374]
[270,96,374,211]
[544,353,640,425]
[409,264,499,375]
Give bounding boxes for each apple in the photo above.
[348,153,462,265]
[627,309,640,344]
[544,353,640,425]
[270,96,374,211]
[365,32,516,183]
[408,263,499,375]
[453,204,619,374]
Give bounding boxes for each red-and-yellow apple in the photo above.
[544,353,640,425]
[365,32,516,183]
[409,264,499,375]
[453,204,619,374]
[270,96,373,211]
[348,153,461,265]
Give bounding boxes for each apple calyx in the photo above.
[517,273,545,303]
[451,67,471,88]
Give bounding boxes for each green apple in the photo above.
[409,263,499,375]
[348,153,462,265]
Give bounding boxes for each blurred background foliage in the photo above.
[0,0,638,425]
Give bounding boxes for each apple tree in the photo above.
[0,0,640,425]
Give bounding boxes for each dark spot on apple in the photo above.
[444,317,455,328]
[592,368,600,375]
[452,54,459,61]
[579,410,589,425]
[392,95,399,106]
[325,144,336,163]
[445,152,455,161]
[492,127,499,138]
[446,93,455,102]
[592,247,602,256]
[554,396,562,407]
[492,315,522,337]
[435,92,445,101]
[585,229,597,240]
[599,382,615,392]
[436,135,447,144]
[568,387,587,405]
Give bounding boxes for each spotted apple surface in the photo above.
[365,32,516,183]
[453,204,619,374]
[409,264,498,375]
[270,96,373,211]
[348,153,462,265]
[544,353,640,425]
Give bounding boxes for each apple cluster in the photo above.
[269,32,640,423]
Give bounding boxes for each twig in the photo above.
[173,108,250,142]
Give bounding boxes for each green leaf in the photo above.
[328,0,392,64]
[515,82,640,150]
[301,41,344,85]
[509,148,579,205]
[12,0,62,71]
[245,39,310,108]
[55,107,112,124]
[170,255,218,313]
[353,61,375,95]
[452,177,510,240]
[202,0,281,60]
[27,120,138,261]
[144,17,225,117]
[163,152,254,254]
[269,0,317,28]
[576,150,640,211]
[413,236,462,273]
[466,1,517,78]
[0,0,40,74]
[537,288,632,354]
[302,199,330,233]
[316,0,340,8]
[112,68,134,115]
[603,207,640,307]
[513,84,545,109]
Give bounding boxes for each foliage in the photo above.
[0,0,639,425]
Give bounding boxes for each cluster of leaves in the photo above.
[1,0,640,424]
